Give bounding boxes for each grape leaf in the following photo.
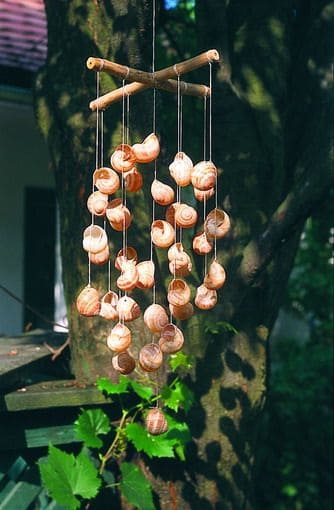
[125,423,175,458]
[120,462,155,510]
[38,445,101,510]
[165,414,192,461]
[169,352,192,371]
[97,375,129,395]
[128,379,154,400]
[161,381,194,412]
[74,408,111,448]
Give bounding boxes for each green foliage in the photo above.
[125,422,175,458]
[204,320,238,336]
[74,408,111,448]
[161,379,194,412]
[120,463,155,510]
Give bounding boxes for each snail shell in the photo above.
[169,302,194,321]
[131,133,160,163]
[107,322,132,352]
[151,220,175,248]
[167,242,184,261]
[83,225,108,253]
[99,291,118,320]
[165,202,180,226]
[145,408,168,435]
[175,203,198,228]
[88,245,110,265]
[144,303,169,333]
[110,144,136,173]
[194,186,215,202]
[204,208,231,240]
[112,351,136,375]
[117,260,139,291]
[139,343,163,372]
[136,260,155,289]
[192,231,213,255]
[167,278,191,306]
[76,285,101,316]
[168,243,192,277]
[115,246,138,271]
[151,179,175,206]
[204,260,226,290]
[159,323,184,354]
[93,167,120,195]
[169,152,193,186]
[194,284,217,310]
[117,296,141,322]
[106,198,132,231]
[191,160,217,191]
[124,167,143,192]
[87,191,108,216]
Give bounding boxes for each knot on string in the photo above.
[173,63,180,77]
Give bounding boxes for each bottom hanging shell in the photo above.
[145,408,168,435]
[139,343,163,372]
[76,285,101,317]
[112,351,136,374]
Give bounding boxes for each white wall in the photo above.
[0,99,54,335]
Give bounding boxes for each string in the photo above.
[89,71,100,286]
[121,79,127,296]
[209,62,218,260]
[203,96,207,161]
[150,0,157,306]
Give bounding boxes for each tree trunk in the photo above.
[35,0,332,507]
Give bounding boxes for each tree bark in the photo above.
[35,0,332,507]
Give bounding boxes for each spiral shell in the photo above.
[99,291,119,320]
[107,322,132,352]
[112,351,136,375]
[159,323,184,354]
[115,246,138,271]
[169,302,194,320]
[144,304,169,333]
[83,225,108,254]
[88,245,110,265]
[191,160,217,191]
[151,220,175,248]
[131,133,160,163]
[124,167,143,192]
[110,144,136,173]
[194,186,215,202]
[204,260,226,290]
[194,284,217,310]
[169,152,193,186]
[167,278,191,306]
[192,231,213,255]
[139,343,163,372]
[204,208,231,240]
[117,296,141,322]
[87,191,108,216]
[76,285,101,316]
[167,243,192,277]
[93,167,120,195]
[106,199,132,231]
[151,179,175,206]
[175,203,198,228]
[165,202,180,226]
[117,260,139,291]
[145,408,168,435]
[136,260,155,289]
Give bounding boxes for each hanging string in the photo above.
[209,62,218,260]
[150,0,157,307]
[203,96,207,161]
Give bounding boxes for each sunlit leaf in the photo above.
[74,408,111,448]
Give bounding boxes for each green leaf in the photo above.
[165,414,192,461]
[128,379,154,400]
[169,352,193,371]
[125,423,175,458]
[205,320,238,335]
[97,375,129,395]
[74,408,111,448]
[38,445,101,510]
[120,462,155,510]
[161,381,194,412]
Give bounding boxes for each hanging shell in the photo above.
[114,246,138,271]
[117,296,141,322]
[167,279,191,307]
[87,191,108,216]
[204,208,231,240]
[93,167,120,195]
[158,323,184,354]
[110,144,136,173]
[193,186,215,202]
[145,408,168,435]
[151,179,175,206]
[167,242,192,277]
[88,245,110,265]
[139,343,163,372]
[175,203,198,228]
[165,202,180,226]
[191,160,217,191]
[99,291,118,320]
[107,322,132,352]
[83,225,108,253]
[204,260,226,290]
[169,152,193,186]
[143,304,169,333]
[117,260,139,291]
[194,284,217,310]
[136,260,155,289]
[151,220,175,248]
[192,231,213,255]
[131,133,160,163]
[76,285,101,316]
[169,302,194,320]
[106,198,132,231]
[112,351,136,375]
[124,167,143,192]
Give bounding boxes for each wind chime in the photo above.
[76,4,230,435]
